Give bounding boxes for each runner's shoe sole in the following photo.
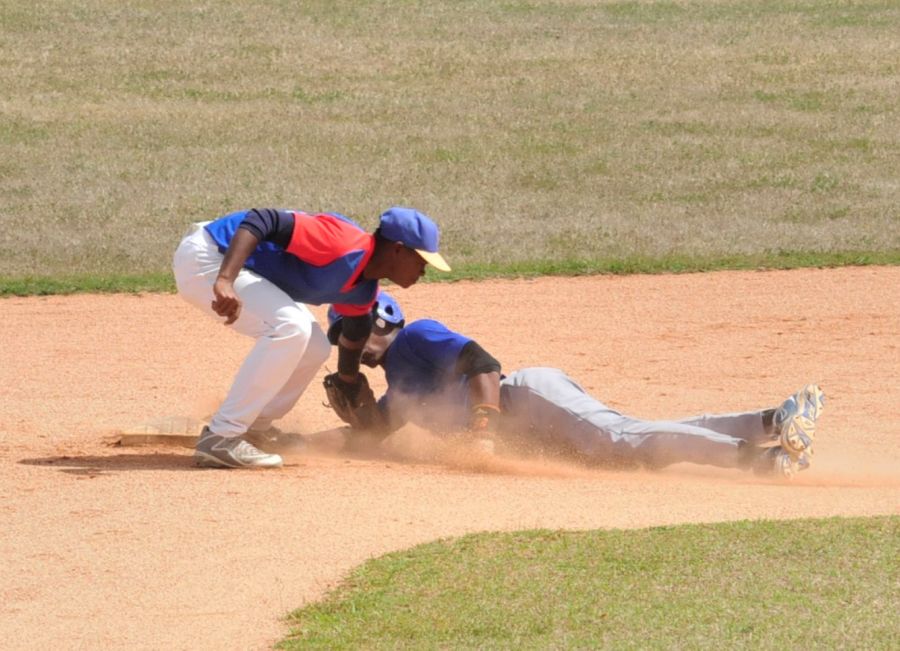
[776,384,825,460]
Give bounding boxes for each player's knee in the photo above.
[305,327,331,367]
[269,306,314,346]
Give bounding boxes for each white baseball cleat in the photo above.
[774,384,825,460]
[194,426,283,468]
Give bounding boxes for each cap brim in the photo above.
[416,249,451,272]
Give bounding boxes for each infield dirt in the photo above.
[1,267,898,650]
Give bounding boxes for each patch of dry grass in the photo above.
[1,0,898,278]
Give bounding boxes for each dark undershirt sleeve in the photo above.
[454,340,501,377]
[237,209,295,248]
[340,314,373,343]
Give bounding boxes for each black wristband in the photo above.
[337,345,361,377]
[341,313,373,343]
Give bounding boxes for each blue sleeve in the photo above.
[379,320,472,422]
[379,319,472,429]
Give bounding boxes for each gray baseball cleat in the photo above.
[774,384,825,459]
[194,426,283,468]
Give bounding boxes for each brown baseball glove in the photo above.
[322,372,384,431]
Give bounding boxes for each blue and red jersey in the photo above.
[204,209,377,316]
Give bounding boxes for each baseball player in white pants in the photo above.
[172,207,450,469]
[174,223,331,438]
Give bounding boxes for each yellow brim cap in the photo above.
[416,249,451,272]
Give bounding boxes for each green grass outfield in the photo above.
[280,516,899,649]
[2,0,898,290]
[1,248,897,297]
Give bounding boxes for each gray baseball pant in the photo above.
[499,367,768,469]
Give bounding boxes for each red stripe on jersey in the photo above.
[331,294,378,318]
[339,241,374,293]
[286,212,374,268]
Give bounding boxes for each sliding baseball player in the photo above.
[323,292,825,478]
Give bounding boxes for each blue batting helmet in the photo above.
[327,290,405,345]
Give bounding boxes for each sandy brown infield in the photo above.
[1,267,898,650]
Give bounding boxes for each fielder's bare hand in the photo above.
[211,276,241,325]
[209,227,262,325]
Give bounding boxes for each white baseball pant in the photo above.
[172,223,331,438]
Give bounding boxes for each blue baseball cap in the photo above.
[378,207,451,272]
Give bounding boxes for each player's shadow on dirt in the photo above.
[19,453,198,476]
